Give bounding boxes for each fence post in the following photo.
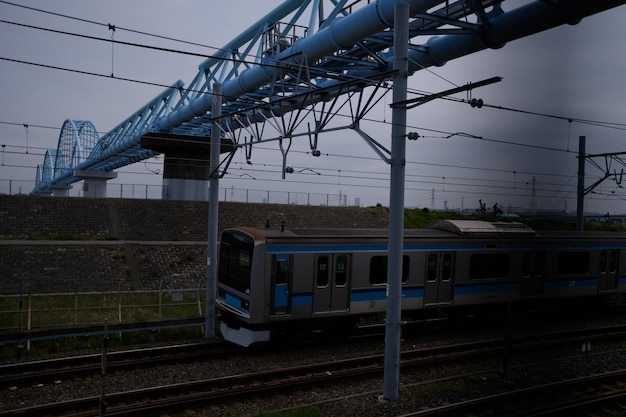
[158,280,163,320]
[27,286,32,351]
[196,280,202,317]
[117,282,122,340]
[74,282,79,325]
[18,282,23,355]
[100,319,109,417]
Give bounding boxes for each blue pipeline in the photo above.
[34,0,626,192]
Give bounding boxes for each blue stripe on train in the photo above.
[293,292,313,306]
[351,286,423,302]
[220,289,250,313]
[267,243,485,253]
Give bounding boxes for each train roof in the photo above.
[230,220,538,240]
[426,220,536,236]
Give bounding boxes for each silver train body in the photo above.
[216,220,626,347]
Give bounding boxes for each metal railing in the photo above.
[0,286,206,335]
[1,179,358,206]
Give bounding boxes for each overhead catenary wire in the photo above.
[1,2,624,211]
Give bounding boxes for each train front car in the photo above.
[217,228,270,347]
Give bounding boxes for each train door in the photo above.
[598,249,619,293]
[313,254,351,313]
[271,254,292,315]
[521,251,544,298]
[424,252,454,305]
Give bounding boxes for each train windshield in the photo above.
[219,230,254,294]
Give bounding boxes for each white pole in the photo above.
[205,83,222,338]
[383,2,409,401]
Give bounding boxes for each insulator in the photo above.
[470,98,484,108]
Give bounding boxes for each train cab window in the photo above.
[218,231,254,294]
[469,253,509,279]
[557,251,589,275]
[335,255,349,286]
[370,255,409,285]
[316,256,330,288]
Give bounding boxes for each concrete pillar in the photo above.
[162,178,208,201]
[74,170,118,198]
[51,184,72,197]
[140,132,234,202]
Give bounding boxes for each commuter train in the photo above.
[216,220,626,347]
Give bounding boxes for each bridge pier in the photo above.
[74,170,118,198]
[51,184,72,197]
[141,132,233,202]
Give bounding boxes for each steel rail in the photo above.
[4,324,626,416]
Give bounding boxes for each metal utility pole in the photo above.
[206,83,222,338]
[576,136,586,232]
[383,2,409,402]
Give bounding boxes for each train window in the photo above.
[442,253,453,281]
[426,254,437,282]
[522,251,532,277]
[469,253,509,279]
[273,255,291,285]
[369,255,409,285]
[316,256,330,288]
[534,251,544,276]
[610,250,618,273]
[523,251,544,277]
[600,251,608,274]
[557,251,589,275]
[335,255,349,286]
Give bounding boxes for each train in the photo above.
[216,220,626,347]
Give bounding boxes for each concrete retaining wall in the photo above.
[0,196,389,294]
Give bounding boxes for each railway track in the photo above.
[400,369,626,417]
[1,341,501,417]
[0,341,239,389]
[3,324,626,416]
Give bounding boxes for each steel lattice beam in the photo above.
[32,0,626,193]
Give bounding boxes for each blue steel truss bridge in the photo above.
[32,0,626,200]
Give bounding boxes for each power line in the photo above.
[2,4,624,204]
[0,0,228,53]
[0,56,177,90]
[4,7,625,136]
